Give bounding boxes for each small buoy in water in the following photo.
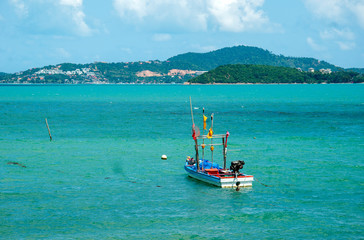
[161,155,167,160]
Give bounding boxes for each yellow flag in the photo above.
[203,115,207,130]
[207,128,213,138]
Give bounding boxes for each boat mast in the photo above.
[202,108,205,161]
[223,132,229,170]
[222,137,226,169]
[190,97,199,171]
[210,114,214,165]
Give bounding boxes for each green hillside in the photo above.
[189,64,364,84]
[346,68,364,74]
[168,45,340,71]
[1,45,363,84]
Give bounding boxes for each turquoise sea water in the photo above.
[1,84,363,239]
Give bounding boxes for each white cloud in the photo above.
[208,0,269,32]
[10,0,28,17]
[59,0,91,36]
[55,47,71,58]
[304,0,364,29]
[60,0,82,8]
[305,1,363,52]
[113,0,208,30]
[320,28,355,41]
[307,37,325,51]
[112,0,273,32]
[113,0,148,19]
[304,0,343,22]
[153,33,171,42]
[337,41,356,50]
[349,1,364,29]
[319,27,356,51]
[73,10,91,35]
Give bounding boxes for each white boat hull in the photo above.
[184,165,253,188]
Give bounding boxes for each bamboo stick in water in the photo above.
[45,118,52,141]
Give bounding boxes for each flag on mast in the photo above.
[203,114,207,130]
[207,113,214,138]
[192,124,196,140]
[207,128,213,138]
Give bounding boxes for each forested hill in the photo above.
[189,64,364,84]
[1,45,363,84]
[168,45,339,72]
[347,68,364,74]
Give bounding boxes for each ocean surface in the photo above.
[1,84,363,239]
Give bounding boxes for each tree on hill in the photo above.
[189,64,364,84]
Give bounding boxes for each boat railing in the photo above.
[193,132,229,171]
[196,134,226,139]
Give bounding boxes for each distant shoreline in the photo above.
[0,82,362,86]
[184,82,362,85]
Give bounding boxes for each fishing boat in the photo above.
[185,101,254,189]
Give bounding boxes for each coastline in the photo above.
[0,82,362,86]
[184,82,363,85]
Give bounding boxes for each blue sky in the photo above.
[1,0,363,73]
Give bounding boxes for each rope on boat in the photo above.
[254,177,272,187]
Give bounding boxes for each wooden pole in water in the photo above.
[45,118,52,141]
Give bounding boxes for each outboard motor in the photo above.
[230,160,245,175]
